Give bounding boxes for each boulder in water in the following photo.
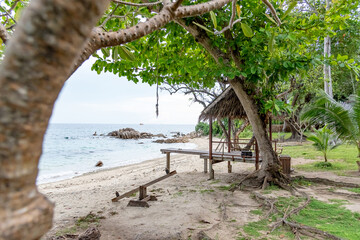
[95,161,103,167]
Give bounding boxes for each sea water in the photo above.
[38,123,196,184]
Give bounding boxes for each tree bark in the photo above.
[217,118,229,140]
[0,0,109,239]
[177,20,287,186]
[230,79,283,184]
[0,23,9,44]
[71,0,232,73]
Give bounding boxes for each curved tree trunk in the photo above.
[230,79,286,185]
[0,0,108,239]
[244,135,256,150]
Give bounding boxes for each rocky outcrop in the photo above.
[107,128,166,140]
[153,137,189,144]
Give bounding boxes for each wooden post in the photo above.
[209,159,214,179]
[204,159,208,173]
[357,161,360,172]
[139,186,147,200]
[255,139,259,170]
[166,152,170,173]
[209,117,214,179]
[228,117,232,173]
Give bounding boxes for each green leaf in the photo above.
[101,48,110,58]
[113,47,119,61]
[281,1,297,20]
[241,23,253,38]
[264,14,277,25]
[193,22,213,34]
[268,31,276,53]
[210,11,217,29]
[118,46,135,61]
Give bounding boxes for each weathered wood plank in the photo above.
[111,170,177,202]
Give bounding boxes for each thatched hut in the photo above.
[199,87,247,121]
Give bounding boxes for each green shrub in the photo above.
[195,122,209,135]
[314,162,333,168]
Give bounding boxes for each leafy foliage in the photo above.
[302,90,360,156]
[307,125,340,162]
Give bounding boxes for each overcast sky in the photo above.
[49,58,204,125]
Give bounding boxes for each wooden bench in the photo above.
[160,148,209,173]
[160,148,261,179]
[199,152,262,179]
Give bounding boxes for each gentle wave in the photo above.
[37,124,196,184]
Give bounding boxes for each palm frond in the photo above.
[301,91,356,142]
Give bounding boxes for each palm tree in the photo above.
[301,91,360,157]
[307,125,339,162]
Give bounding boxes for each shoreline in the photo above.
[39,136,257,239]
[38,144,196,186]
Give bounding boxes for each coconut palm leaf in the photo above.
[307,126,339,162]
[301,91,355,143]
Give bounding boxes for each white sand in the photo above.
[39,137,360,239]
[39,137,260,239]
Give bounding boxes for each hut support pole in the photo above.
[255,139,259,170]
[166,152,170,173]
[204,159,208,173]
[228,117,232,173]
[209,117,214,179]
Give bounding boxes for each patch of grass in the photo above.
[173,191,183,197]
[314,162,333,168]
[210,179,221,184]
[199,189,215,194]
[241,196,360,239]
[249,209,263,215]
[292,199,360,239]
[75,212,104,229]
[283,143,359,174]
[55,212,104,237]
[243,219,268,237]
[348,188,360,194]
[56,226,78,236]
[217,183,236,191]
[262,184,280,194]
[328,199,349,204]
[292,178,313,187]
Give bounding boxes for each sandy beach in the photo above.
[39,137,262,239]
[39,137,360,240]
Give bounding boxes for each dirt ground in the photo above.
[40,138,360,240]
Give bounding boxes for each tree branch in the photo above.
[175,18,228,64]
[112,0,162,7]
[72,0,232,73]
[0,23,10,44]
[262,0,281,26]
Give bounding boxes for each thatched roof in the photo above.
[199,87,247,121]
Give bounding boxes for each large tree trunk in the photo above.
[230,79,286,185]
[0,0,108,239]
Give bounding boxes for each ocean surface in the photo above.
[38,124,197,184]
